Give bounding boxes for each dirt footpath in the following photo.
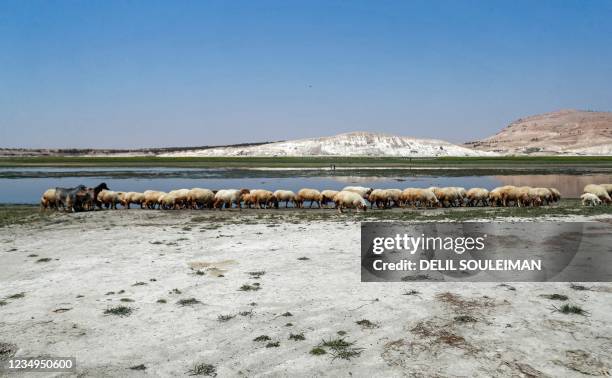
[1,210,611,377]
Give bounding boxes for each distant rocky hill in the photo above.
[464,109,612,155]
[158,132,496,157]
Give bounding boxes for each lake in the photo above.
[1,167,610,204]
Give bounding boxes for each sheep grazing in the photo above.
[40,188,57,211]
[581,193,602,206]
[466,188,489,207]
[213,189,250,209]
[333,190,368,213]
[320,190,339,208]
[167,189,190,209]
[429,187,462,208]
[273,190,297,208]
[249,189,278,209]
[549,188,562,203]
[158,193,179,210]
[400,188,438,208]
[295,188,322,208]
[488,188,504,207]
[97,190,123,209]
[341,186,373,199]
[600,184,612,196]
[583,184,612,204]
[368,189,389,208]
[188,188,215,209]
[120,192,145,209]
[143,190,166,209]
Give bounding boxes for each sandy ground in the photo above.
[1,210,612,377]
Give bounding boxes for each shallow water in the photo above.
[0,168,610,204]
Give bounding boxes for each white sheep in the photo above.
[341,186,373,199]
[333,190,367,213]
[583,184,611,204]
[273,190,297,208]
[581,193,602,206]
[213,189,250,209]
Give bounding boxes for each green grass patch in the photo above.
[310,347,327,355]
[553,304,589,315]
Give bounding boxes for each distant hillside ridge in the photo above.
[157,131,497,157]
[464,109,612,155]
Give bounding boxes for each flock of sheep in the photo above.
[39,183,612,213]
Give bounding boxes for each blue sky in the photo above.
[1,0,611,148]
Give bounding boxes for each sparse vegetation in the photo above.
[238,310,253,317]
[356,319,378,329]
[120,298,135,302]
[239,284,261,291]
[132,281,147,286]
[130,364,146,370]
[403,289,420,296]
[253,335,271,342]
[265,341,280,348]
[553,304,589,316]
[281,312,293,317]
[310,347,327,355]
[187,362,216,376]
[177,298,201,306]
[570,283,589,291]
[157,299,167,304]
[0,300,7,306]
[454,315,477,323]
[217,314,235,322]
[289,333,305,341]
[297,256,310,261]
[6,292,25,299]
[541,294,569,301]
[36,257,52,263]
[104,305,133,317]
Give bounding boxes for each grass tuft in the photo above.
[310,347,327,355]
[104,305,133,317]
[281,311,293,317]
[157,299,167,304]
[289,333,305,341]
[253,335,271,342]
[541,293,568,301]
[355,319,378,329]
[265,341,280,348]
[177,298,201,306]
[187,362,216,376]
[553,304,589,316]
[129,364,146,370]
[569,283,589,291]
[239,284,261,291]
[217,314,235,322]
[454,315,477,323]
[120,298,135,302]
[6,292,25,299]
[36,257,52,263]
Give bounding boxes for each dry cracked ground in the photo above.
[1,209,611,377]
